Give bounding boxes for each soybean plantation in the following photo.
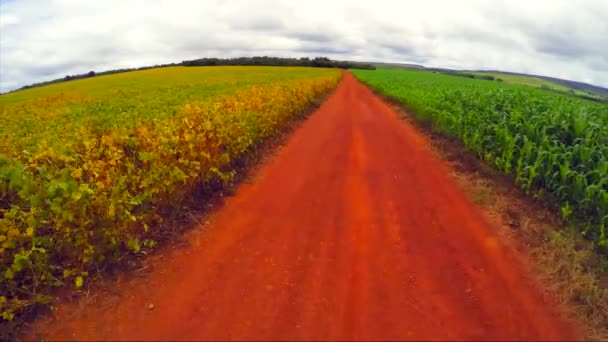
[0,66,341,321]
[352,68,608,247]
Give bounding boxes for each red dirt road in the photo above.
[30,73,578,340]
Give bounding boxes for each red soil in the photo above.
[29,73,578,340]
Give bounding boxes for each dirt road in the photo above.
[30,73,578,340]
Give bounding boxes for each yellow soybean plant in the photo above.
[0,66,341,321]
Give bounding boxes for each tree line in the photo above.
[180,56,376,69]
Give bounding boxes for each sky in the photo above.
[1,0,608,92]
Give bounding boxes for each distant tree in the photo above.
[180,56,375,70]
[87,71,95,77]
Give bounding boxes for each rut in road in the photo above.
[30,72,578,340]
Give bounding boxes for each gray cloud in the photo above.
[294,46,353,56]
[533,31,608,59]
[231,17,285,31]
[536,34,586,58]
[377,43,415,57]
[289,31,335,43]
[589,57,608,72]
[1,0,608,92]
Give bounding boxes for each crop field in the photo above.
[469,71,604,100]
[470,72,572,90]
[3,64,606,340]
[352,68,608,247]
[0,66,341,320]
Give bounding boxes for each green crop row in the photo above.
[0,66,341,321]
[352,68,608,246]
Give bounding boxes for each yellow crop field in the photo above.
[0,66,341,320]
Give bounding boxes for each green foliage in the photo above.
[0,66,341,321]
[352,68,608,247]
[469,72,608,103]
[181,56,376,70]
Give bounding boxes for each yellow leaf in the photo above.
[71,168,83,179]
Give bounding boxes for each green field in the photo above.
[469,72,604,100]
[352,68,608,246]
[0,66,341,320]
[472,72,570,89]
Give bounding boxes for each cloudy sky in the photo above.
[1,0,607,92]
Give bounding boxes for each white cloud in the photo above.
[1,0,607,92]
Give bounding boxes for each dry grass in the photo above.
[532,230,608,340]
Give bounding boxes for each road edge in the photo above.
[365,86,608,340]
